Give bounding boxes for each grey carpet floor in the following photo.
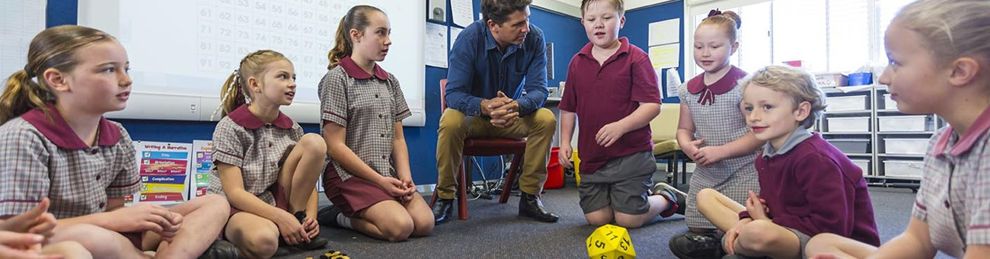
[274,186,943,259]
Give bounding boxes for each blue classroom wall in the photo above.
[622,0,685,103]
[43,0,590,185]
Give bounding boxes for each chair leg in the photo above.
[499,153,524,203]
[457,158,469,220]
[672,152,679,184]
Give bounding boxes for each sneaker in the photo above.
[669,231,725,259]
[196,239,239,259]
[652,182,687,217]
[318,205,343,228]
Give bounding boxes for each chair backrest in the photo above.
[440,79,448,110]
[649,104,681,142]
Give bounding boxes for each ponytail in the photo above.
[0,70,52,124]
[327,5,384,69]
[327,16,352,69]
[217,70,247,118]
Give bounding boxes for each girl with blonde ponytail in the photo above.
[0,25,233,259]
[208,50,331,258]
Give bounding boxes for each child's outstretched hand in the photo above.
[595,122,628,147]
[745,191,770,220]
[723,218,752,255]
[0,198,56,237]
[558,145,573,169]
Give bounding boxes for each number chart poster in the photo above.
[133,141,193,204]
[191,140,214,199]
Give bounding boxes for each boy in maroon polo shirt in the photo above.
[696,65,879,259]
[558,0,682,229]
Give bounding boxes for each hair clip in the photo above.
[707,9,722,17]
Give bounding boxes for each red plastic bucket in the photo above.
[545,147,564,189]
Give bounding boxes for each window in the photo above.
[685,0,914,78]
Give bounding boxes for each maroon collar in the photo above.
[687,66,747,105]
[227,104,294,129]
[932,105,990,157]
[577,37,631,64]
[21,104,122,149]
[339,56,389,81]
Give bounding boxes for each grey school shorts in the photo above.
[578,151,656,215]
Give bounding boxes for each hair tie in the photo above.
[22,66,35,78]
[707,9,722,18]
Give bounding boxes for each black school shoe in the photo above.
[317,205,343,228]
[669,231,725,259]
[196,239,239,259]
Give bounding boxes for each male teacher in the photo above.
[433,0,558,224]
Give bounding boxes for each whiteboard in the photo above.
[78,0,426,126]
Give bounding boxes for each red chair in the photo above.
[430,79,527,220]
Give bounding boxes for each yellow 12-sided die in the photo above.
[586,224,636,259]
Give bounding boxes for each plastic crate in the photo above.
[826,117,870,132]
[883,160,924,178]
[828,139,870,153]
[883,138,929,155]
[826,95,868,112]
[879,116,930,132]
[851,159,870,176]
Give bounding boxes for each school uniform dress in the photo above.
[913,106,990,257]
[208,105,304,211]
[319,56,411,217]
[559,38,663,214]
[678,66,759,229]
[744,128,880,254]
[0,105,141,219]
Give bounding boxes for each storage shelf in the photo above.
[816,83,933,183]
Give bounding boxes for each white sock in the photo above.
[336,213,352,228]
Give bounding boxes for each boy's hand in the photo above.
[694,145,727,166]
[558,145,573,169]
[595,122,628,147]
[723,218,752,255]
[0,198,56,237]
[745,191,770,220]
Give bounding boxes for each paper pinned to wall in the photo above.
[449,26,463,51]
[425,23,449,68]
[649,43,680,69]
[648,19,680,46]
[450,0,474,27]
[1,1,46,79]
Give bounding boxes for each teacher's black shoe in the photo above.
[518,192,559,223]
[432,198,454,224]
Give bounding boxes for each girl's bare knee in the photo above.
[299,133,327,154]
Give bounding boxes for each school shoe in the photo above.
[652,182,687,216]
[432,198,454,224]
[317,205,343,228]
[669,231,725,259]
[518,192,559,223]
[196,239,239,259]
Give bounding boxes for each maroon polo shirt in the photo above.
[559,38,661,175]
